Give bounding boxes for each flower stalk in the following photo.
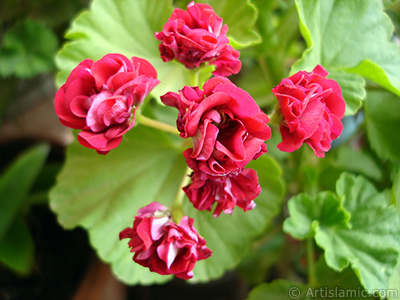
[171,166,192,223]
[135,111,180,135]
[268,104,283,125]
[189,67,203,87]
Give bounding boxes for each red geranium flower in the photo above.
[155,1,241,76]
[120,202,212,280]
[184,168,260,217]
[54,53,160,154]
[161,77,271,176]
[272,65,345,157]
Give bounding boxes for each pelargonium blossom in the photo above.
[155,1,241,76]
[272,65,345,157]
[161,76,271,176]
[184,168,260,217]
[54,53,160,154]
[119,202,212,280]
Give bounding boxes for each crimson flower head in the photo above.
[272,65,345,157]
[119,202,212,280]
[155,1,241,76]
[54,53,160,154]
[184,168,260,217]
[161,77,271,176]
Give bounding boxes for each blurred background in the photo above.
[0,1,91,299]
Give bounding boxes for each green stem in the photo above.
[268,104,283,125]
[189,69,201,87]
[171,166,192,223]
[307,237,317,288]
[135,112,179,135]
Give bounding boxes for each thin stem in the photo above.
[135,112,180,135]
[307,237,317,288]
[171,166,192,223]
[268,104,283,125]
[189,69,201,87]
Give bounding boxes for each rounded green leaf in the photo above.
[292,0,400,114]
[52,0,283,283]
[283,191,351,240]
[364,90,400,161]
[50,126,181,285]
[246,280,307,300]
[202,0,262,49]
[330,173,400,292]
[50,122,284,284]
[389,258,400,300]
[246,257,376,300]
[332,146,383,182]
[284,172,400,293]
[389,169,400,299]
[327,70,366,116]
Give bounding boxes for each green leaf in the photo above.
[327,70,366,116]
[364,90,400,161]
[389,169,400,299]
[292,0,400,112]
[237,230,285,285]
[284,172,400,292]
[246,279,307,300]
[0,20,58,78]
[0,144,50,241]
[50,123,284,284]
[246,257,375,300]
[332,146,383,181]
[378,0,400,9]
[250,0,299,55]
[55,0,192,98]
[283,191,351,240]
[392,167,400,224]
[0,215,34,275]
[313,257,375,300]
[389,258,400,300]
[50,126,179,285]
[331,173,400,291]
[202,0,262,49]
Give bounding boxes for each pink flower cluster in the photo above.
[162,76,270,216]
[272,65,345,157]
[154,3,271,220]
[54,1,346,281]
[183,169,260,217]
[155,1,241,76]
[119,202,212,280]
[161,77,270,176]
[54,53,160,154]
